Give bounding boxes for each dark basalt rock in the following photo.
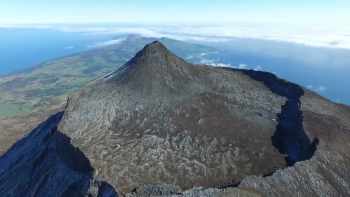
[241,70,319,165]
[0,112,117,197]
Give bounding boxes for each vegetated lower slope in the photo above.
[1,41,350,197]
[0,35,218,155]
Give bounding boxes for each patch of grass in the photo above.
[24,87,67,98]
[82,66,103,75]
[0,99,33,119]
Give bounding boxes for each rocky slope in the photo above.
[1,41,350,196]
[0,35,218,155]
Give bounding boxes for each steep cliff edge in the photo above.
[0,112,117,197]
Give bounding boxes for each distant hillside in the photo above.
[0,35,218,154]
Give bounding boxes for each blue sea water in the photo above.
[0,28,113,76]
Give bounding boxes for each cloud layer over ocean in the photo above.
[60,24,350,49]
[2,24,350,49]
[87,37,127,48]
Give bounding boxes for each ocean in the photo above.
[0,28,113,75]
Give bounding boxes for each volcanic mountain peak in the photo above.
[124,40,182,66]
[1,41,350,196]
[133,40,166,57]
[59,40,323,192]
[103,41,197,94]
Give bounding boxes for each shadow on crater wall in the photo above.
[0,112,118,197]
[241,70,319,165]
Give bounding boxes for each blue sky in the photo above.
[0,0,349,25]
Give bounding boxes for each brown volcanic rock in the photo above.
[1,41,350,196]
[59,41,288,191]
[58,41,317,192]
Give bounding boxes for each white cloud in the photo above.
[186,55,194,59]
[87,37,127,48]
[7,24,350,49]
[238,64,247,69]
[253,65,262,71]
[307,85,313,89]
[317,86,326,92]
[199,51,221,57]
[64,46,74,50]
[200,59,215,64]
[9,24,350,49]
[200,58,231,67]
[52,24,350,49]
[214,63,232,67]
[335,98,341,102]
